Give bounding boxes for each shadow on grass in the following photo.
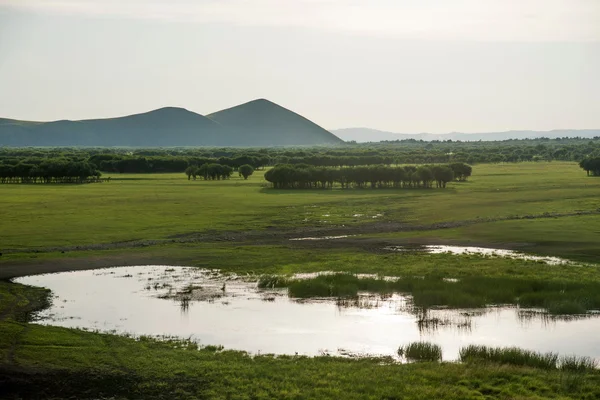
[258,187,456,196]
[0,366,211,399]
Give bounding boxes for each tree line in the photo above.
[0,160,102,184]
[264,163,471,189]
[2,136,599,176]
[184,163,234,180]
[89,154,269,174]
[185,163,256,181]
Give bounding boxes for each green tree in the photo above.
[185,165,200,180]
[432,165,454,188]
[449,163,472,181]
[238,164,254,180]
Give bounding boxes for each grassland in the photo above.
[0,162,598,253]
[2,161,600,399]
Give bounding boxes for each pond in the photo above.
[16,266,600,362]
[384,245,573,265]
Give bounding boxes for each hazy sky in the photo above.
[1,0,599,133]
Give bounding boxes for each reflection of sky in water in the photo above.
[385,245,574,265]
[16,266,600,361]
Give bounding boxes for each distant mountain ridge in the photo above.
[0,99,342,147]
[332,128,600,143]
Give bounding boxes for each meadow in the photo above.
[0,161,598,252]
[1,161,600,399]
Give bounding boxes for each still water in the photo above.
[384,245,573,265]
[16,266,600,361]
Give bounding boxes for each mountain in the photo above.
[0,107,225,147]
[332,128,600,143]
[0,100,342,147]
[207,99,342,146]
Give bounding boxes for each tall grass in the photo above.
[460,345,597,372]
[259,273,600,315]
[460,345,568,370]
[397,342,442,362]
[559,355,598,372]
[288,273,362,298]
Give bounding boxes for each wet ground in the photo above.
[16,266,600,361]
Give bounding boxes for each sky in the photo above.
[0,0,599,133]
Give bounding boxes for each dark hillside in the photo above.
[207,99,342,146]
[0,107,225,147]
[0,101,342,147]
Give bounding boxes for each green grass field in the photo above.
[2,161,600,399]
[1,162,598,252]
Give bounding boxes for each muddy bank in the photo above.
[0,254,177,280]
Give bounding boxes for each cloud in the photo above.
[1,0,599,42]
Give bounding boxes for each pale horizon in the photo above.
[1,0,599,134]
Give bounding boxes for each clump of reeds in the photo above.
[459,345,558,370]
[397,342,442,362]
[559,355,597,372]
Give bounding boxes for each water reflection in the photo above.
[15,266,600,362]
[384,245,573,265]
[289,235,352,241]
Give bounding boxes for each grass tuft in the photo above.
[398,342,442,362]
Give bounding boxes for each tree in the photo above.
[432,165,454,188]
[416,166,434,188]
[449,163,472,181]
[238,164,254,180]
[185,165,199,180]
[580,158,600,176]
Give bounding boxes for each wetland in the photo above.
[3,161,600,399]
